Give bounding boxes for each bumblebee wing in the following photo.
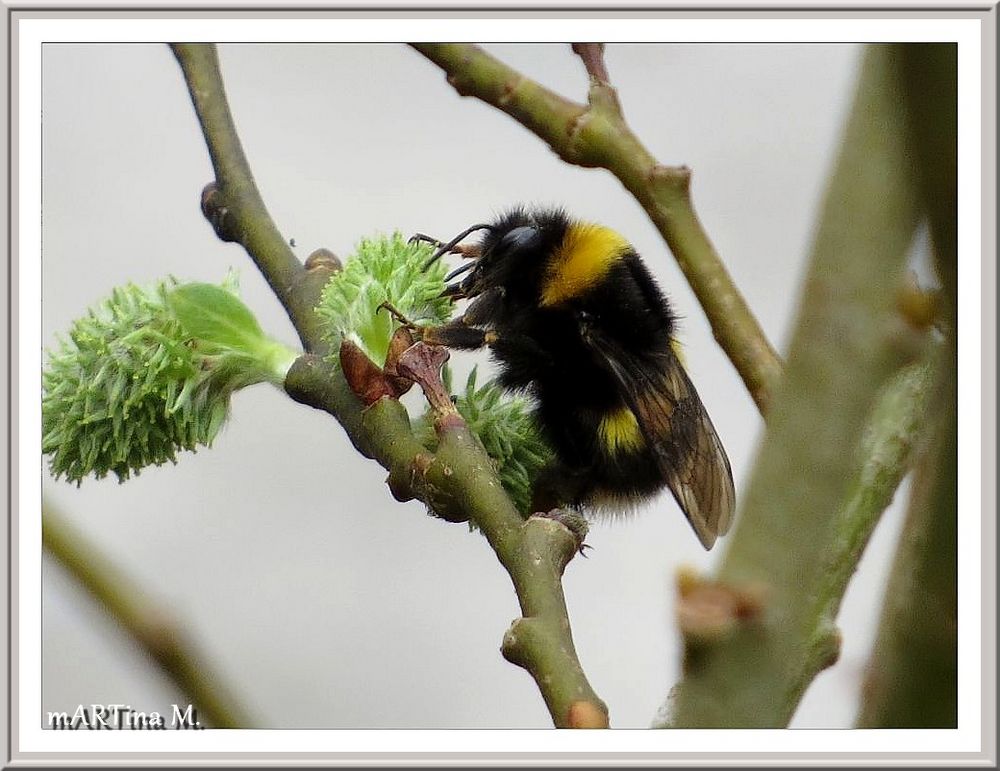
[584,329,735,549]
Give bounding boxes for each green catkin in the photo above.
[315,232,453,366]
[315,232,553,516]
[43,275,298,484]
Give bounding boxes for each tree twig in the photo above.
[411,42,782,414]
[666,44,926,727]
[171,44,330,352]
[172,42,607,728]
[571,43,610,85]
[43,504,253,728]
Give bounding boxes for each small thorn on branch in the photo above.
[396,342,457,419]
[385,450,434,503]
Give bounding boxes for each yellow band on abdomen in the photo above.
[598,405,646,454]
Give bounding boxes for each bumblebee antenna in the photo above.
[423,223,492,269]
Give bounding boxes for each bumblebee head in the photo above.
[425,209,565,302]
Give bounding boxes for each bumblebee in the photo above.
[414,207,734,549]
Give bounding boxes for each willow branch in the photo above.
[171,44,331,352]
[172,43,606,728]
[283,355,607,727]
[856,42,958,728]
[667,44,926,727]
[411,43,782,414]
[43,504,253,728]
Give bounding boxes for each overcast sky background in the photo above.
[40,42,914,730]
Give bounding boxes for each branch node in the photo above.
[896,271,941,331]
[200,181,239,242]
[385,456,420,503]
[675,567,768,645]
[814,624,843,672]
[587,83,624,119]
[649,163,692,191]
[498,75,524,106]
[446,72,471,97]
[304,247,342,273]
[500,618,524,665]
[501,616,551,670]
[528,509,589,563]
[568,699,610,729]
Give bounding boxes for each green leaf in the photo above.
[168,283,265,354]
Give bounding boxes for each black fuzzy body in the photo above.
[438,208,674,507]
[424,206,734,546]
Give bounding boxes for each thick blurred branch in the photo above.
[172,43,606,728]
[855,343,956,727]
[43,504,252,728]
[856,42,958,728]
[667,44,926,727]
[411,42,782,414]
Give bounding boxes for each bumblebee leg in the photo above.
[531,463,592,512]
[408,232,444,248]
[423,302,537,351]
[531,464,595,555]
[421,320,492,350]
[410,233,482,258]
[420,292,506,350]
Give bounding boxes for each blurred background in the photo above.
[41,42,912,729]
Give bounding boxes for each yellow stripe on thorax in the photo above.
[598,405,646,454]
[539,223,630,307]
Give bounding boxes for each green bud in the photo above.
[315,233,453,367]
[42,274,299,484]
